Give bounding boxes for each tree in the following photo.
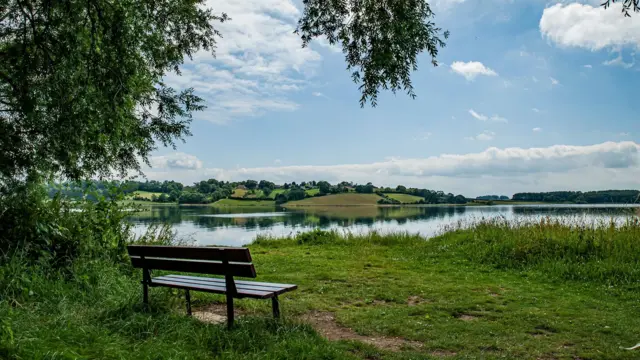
[317,181,332,194]
[245,180,258,190]
[603,0,640,16]
[1,0,227,186]
[297,0,448,106]
[396,185,407,193]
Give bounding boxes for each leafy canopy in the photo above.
[602,0,640,16]
[297,0,449,107]
[1,0,448,185]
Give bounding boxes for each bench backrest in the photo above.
[127,245,257,278]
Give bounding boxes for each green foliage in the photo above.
[512,190,640,204]
[603,0,640,16]
[0,183,132,269]
[0,0,227,183]
[297,0,448,106]
[178,191,207,204]
[436,218,640,285]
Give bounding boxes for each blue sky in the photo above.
[145,0,640,197]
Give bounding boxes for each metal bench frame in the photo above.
[127,245,297,328]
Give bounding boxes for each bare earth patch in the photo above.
[301,311,423,352]
[192,303,245,325]
[407,295,429,306]
[456,314,478,321]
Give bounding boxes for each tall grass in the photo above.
[435,217,640,286]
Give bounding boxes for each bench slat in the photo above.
[127,245,252,263]
[151,278,273,299]
[131,257,257,278]
[154,275,297,295]
[163,274,297,290]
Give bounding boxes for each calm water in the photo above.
[128,204,638,247]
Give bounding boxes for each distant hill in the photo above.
[284,193,384,206]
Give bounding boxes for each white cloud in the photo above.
[603,53,635,68]
[149,153,203,170]
[468,109,487,121]
[274,159,282,164]
[163,0,331,123]
[451,61,498,80]
[584,64,593,68]
[143,142,640,197]
[619,132,630,137]
[465,130,496,141]
[468,109,508,123]
[532,76,539,83]
[533,127,542,133]
[540,3,640,51]
[550,77,560,85]
[532,108,541,113]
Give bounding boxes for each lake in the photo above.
[128,204,639,247]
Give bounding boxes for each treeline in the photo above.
[476,195,510,201]
[512,190,640,204]
[65,179,470,205]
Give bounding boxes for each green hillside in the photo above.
[284,193,383,206]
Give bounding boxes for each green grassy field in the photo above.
[211,198,276,207]
[383,193,424,204]
[305,188,320,196]
[285,193,384,206]
[4,220,640,359]
[268,189,287,199]
[129,190,163,200]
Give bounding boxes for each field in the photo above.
[129,190,163,199]
[305,188,320,196]
[268,188,287,199]
[4,220,640,359]
[383,193,424,204]
[284,193,384,206]
[211,198,276,207]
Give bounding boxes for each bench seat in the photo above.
[151,274,297,299]
[127,245,297,328]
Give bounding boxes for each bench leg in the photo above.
[226,293,234,329]
[142,283,149,308]
[185,290,192,316]
[272,295,280,319]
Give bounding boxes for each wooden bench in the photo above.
[127,245,297,328]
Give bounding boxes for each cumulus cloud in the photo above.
[540,3,640,51]
[584,64,593,68]
[468,109,508,123]
[451,61,498,80]
[143,142,640,197]
[532,108,541,113]
[533,127,542,133]
[163,0,332,123]
[149,153,203,170]
[550,77,560,86]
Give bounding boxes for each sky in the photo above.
[143,0,640,197]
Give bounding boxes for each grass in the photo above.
[305,188,320,196]
[3,220,640,359]
[285,193,384,206]
[211,198,276,207]
[268,189,287,199]
[383,193,424,204]
[129,190,164,200]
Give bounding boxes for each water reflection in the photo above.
[128,204,637,247]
